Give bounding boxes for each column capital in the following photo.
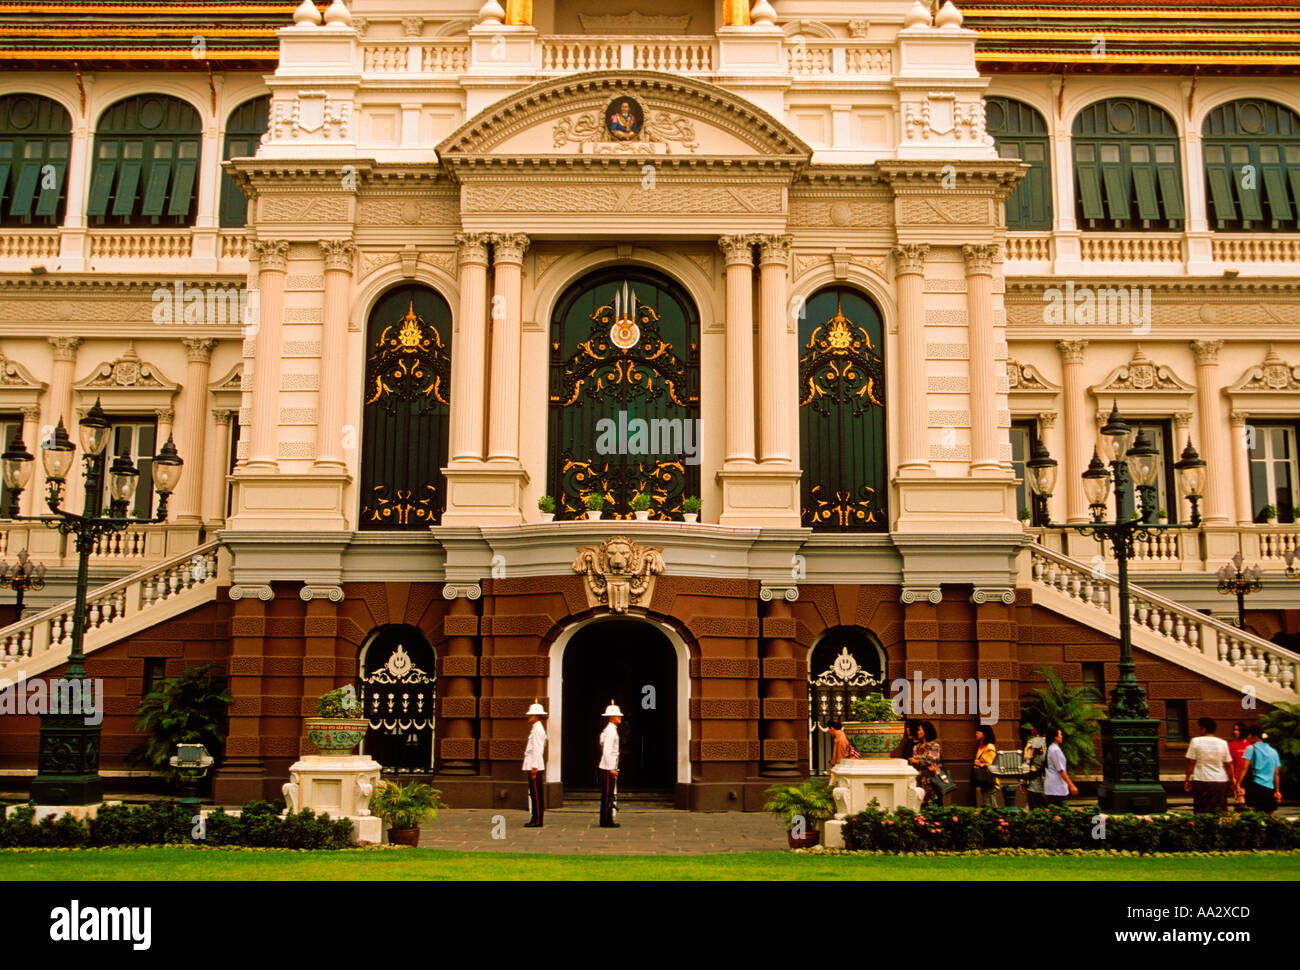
[489,233,529,264]
[212,408,233,426]
[442,583,482,600]
[1191,339,1224,366]
[155,406,175,423]
[21,405,40,422]
[229,584,274,601]
[252,239,290,272]
[299,584,344,602]
[182,337,217,363]
[1037,411,1058,429]
[961,243,1000,276]
[455,232,492,266]
[756,234,792,265]
[891,244,929,276]
[971,587,1016,605]
[1229,409,1249,427]
[1173,411,1192,430]
[900,586,942,605]
[317,239,356,273]
[718,234,756,266]
[48,336,82,361]
[1056,339,1088,365]
[759,583,799,602]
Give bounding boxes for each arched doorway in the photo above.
[560,619,678,794]
[548,266,700,520]
[807,626,887,774]
[359,625,437,772]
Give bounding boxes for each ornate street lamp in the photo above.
[1284,548,1298,580]
[0,397,182,805]
[0,549,47,616]
[1216,553,1263,630]
[1027,402,1207,814]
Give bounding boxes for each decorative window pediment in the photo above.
[73,341,177,412]
[1088,346,1194,416]
[1226,346,1300,416]
[1006,357,1060,413]
[0,351,46,410]
[208,362,243,412]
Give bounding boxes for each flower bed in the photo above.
[0,800,353,850]
[842,806,1300,854]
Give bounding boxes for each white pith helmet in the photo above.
[527,701,547,716]
[603,700,623,717]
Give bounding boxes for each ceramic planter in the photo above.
[634,510,651,521]
[538,512,554,522]
[683,512,699,523]
[305,717,369,755]
[842,721,906,759]
[586,510,603,520]
[387,826,420,846]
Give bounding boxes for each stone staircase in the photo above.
[1025,543,1299,706]
[0,540,226,682]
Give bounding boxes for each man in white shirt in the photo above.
[598,701,622,828]
[521,700,548,827]
[1184,716,1233,813]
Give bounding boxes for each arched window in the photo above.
[548,267,700,520]
[219,96,269,228]
[359,625,437,773]
[1072,99,1184,230]
[358,285,453,530]
[1203,99,1300,232]
[0,94,71,227]
[798,287,887,532]
[89,95,201,227]
[808,627,887,774]
[986,97,1052,229]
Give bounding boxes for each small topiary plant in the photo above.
[682,495,701,514]
[538,495,556,513]
[585,492,605,511]
[631,492,652,511]
[850,692,901,722]
[318,686,361,719]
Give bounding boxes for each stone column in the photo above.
[1191,340,1229,523]
[1038,410,1064,525]
[1229,410,1254,525]
[452,233,491,462]
[1057,340,1090,522]
[486,233,528,463]
[212,588,272,804]
[173,338,216,522]
[760,592,801,777]
[892,245,930,472]
[438,591,481,774]
[246,239,289,469]
[18,406,39,516]
[43,337,80,511]
[316,240,355,468]
[719,234,756,464]
[205,409,233,524]
[963,244,1001,475]
[757,234,793,464]
[154,407,174,450]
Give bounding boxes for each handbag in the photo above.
[930,764,958,798]
[972,764,996,789]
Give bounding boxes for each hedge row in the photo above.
[0,801,353,849]
[842,806,1300,854]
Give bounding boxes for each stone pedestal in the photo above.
[822,758,921,849]
[282,754,383,844]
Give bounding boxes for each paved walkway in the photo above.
[417,807,790,854]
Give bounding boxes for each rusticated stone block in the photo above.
[761,616,798,639]
[126,641,182,658]
[263,657,303,677]
[692,740,759,761]
[761,697,807,720]
[301,657,337,677]
[304,616,337,637]
[938,622,975,641]
[483,614,553,636]
[485,655,548,677]
[762,740,798,761]
[225,737,260,757]
[686,616,759,638]
[692,698,759,719]
[976,622,1016,641]
[231,616,266,637]
[440,738,476,760]
[974,661,1018,680]
[443,614,479,637]
[485,697,535,718]
[229,697,262,717]
[1147,681,1202,700]
[228,657,263,676]
[488,739,525,760]
[440,655,480,677]
[88,659,139,677]
[761,657,800,679]
[439,696,478,719]
[904,621,939,641]
[260,696,301,716]
[266,618,304,638]
[696,657,759,679]
[1064,644,1117,661]
[263,736,300,757]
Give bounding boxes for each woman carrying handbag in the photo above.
[908,721,956,805]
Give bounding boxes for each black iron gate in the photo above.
[360,627,436,772]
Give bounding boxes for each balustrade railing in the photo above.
[0,232,59,259]
[1211,235,1300,263]
[1080,234,1183,263]
[89,230,192,260]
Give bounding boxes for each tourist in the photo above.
[1020,720,1049,809]
[1238,724,1282,814]
[1228,720,1251,811]
[1044,726,1077,807]
[1183,716,1232,813]
[891,718,920,760]
[521,700,547,827]
[972,722,1000,808]
[908,720,943,805]
[826,719,860,787]
[598,701,623,827]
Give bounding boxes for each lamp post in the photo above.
[1284,548,1298,580]
[0,549,47,617]
[0,398,183,805]
[1026,402,1208,814]
[1216,553,1263,630]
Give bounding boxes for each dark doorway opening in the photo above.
[561,620,677,794]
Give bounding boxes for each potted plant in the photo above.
[304,686,369,756]
[1017,507,1032,525]
[631,491,653,521]
[843,692,905,758]
[682,495,701,523]
[763,779,836,849]
[370,779,447,846]
[1155,508,1168,525]
[1263,504,1279,526]
[538,495,555,522]
[584,492,605,520]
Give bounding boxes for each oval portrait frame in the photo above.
[605,95,644,142]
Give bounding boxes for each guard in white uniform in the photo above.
[522,701,547,827]
[598,701,622,827]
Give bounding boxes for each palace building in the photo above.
[0,0,1296,810]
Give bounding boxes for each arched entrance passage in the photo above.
[807,626,887,774]
[551,617,687,794]
[358,624,436,773]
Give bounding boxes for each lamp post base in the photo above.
[30,713,104,806]
[1097,718,1167,814]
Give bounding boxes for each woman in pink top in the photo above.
[1228,720,1250,809]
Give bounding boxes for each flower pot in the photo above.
[387,826,420,846]
[842,721,906,759]
[305,717,369,755]
[787,828,820,849]
[633,510,651,521]
[586,510,603,521]
[1157,517,1168,525]
[1267,517,1278,527]
[683,512,699,523]
[538,512,554,522]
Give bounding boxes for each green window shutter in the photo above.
[1154,163,1184,219]
[1131,164,1160,220]
[140,159,172,216]
[1288,165,1300,216]
[111,158,143,216]
[219,173,246,227]
[167,157,197,216]
[1206,164,1237,223]
[86,156,117,216]
[33,159,67,217]
[0,159,11,206]
[1100,162,1128,220]
[1236,165,1264,221]
[1261,166,1292,221]
[1076,161,1105,219]
[8,159,41,216]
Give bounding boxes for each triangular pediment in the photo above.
[438,72,812,163]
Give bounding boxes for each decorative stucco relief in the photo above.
[258,195,350,224]
[896,195,990,225]
[788,198,893,229]
[552,109,700,153]
[356,197,459,226]
[460,182,784,215]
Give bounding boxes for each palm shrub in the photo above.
[1020,665,1103,775]
[128,663,233,783]
[369,780,447,830]
[1260,701,1300,795]
[762,779,836,829]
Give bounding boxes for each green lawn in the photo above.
[2,848,1297,881]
